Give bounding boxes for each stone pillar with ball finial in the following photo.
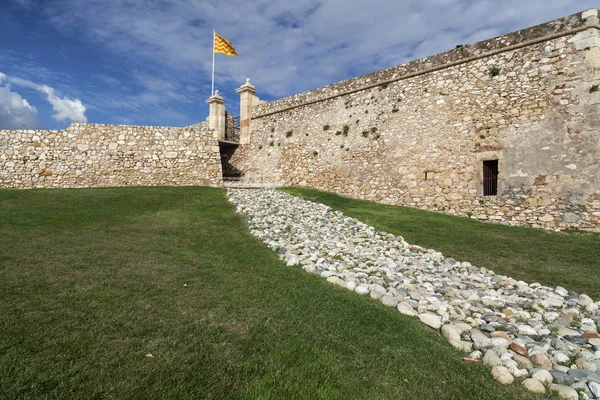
[205,90,226,140]
[236,78,257,145]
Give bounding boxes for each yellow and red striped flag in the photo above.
[214,32,238,56]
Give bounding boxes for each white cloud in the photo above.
[37,84,87,123]
[6,74,88,124]
[5,0,594,125]
[34,0,596,102]
[0,73,43,130]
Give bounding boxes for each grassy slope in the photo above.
[282,187,600,300]
[0,187,540,399]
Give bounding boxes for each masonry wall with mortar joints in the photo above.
[0,122,223,189]
[230,10,600,231]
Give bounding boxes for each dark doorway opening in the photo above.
[219,141,242,182]
[483,160,498,196]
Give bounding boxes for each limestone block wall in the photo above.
[224,112,240,142]
[0,122,223,189]
[231,10,600,231]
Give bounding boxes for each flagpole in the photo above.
[211,30,215,96]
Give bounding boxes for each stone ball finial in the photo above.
[246,78,251,84]
[215,90,220,95]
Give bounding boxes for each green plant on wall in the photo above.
[286,131,293,137]
[362,131,369,138]
[343,125,349,136]
[271,127,275,133]
[335,131,342,136]
[589,84,599,93]
[490,66,501,77]
[269,141,274,146]
[392,107,399,113]
[323,124,330,131]
[379,83,388,90]
[371,127,377,133]
[312,150,318,156]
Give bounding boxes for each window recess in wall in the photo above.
[483,160,498,196]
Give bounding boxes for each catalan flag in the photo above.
[214,32,238,56]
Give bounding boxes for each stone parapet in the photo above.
[252,10,596,118]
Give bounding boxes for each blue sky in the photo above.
[0,0,596,130]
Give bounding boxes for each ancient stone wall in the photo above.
[231,10,600,231]
[224,112,240,143]
[0,122,223,189]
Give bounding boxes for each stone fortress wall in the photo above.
[229,9,600,231]
[0,122,223,189]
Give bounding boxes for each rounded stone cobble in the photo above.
[228,189,600,396]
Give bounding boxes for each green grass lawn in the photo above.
[283,187,600,300]
[0,187,545,400]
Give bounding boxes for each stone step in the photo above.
[223,181,282,189]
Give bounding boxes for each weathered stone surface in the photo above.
[550,370,575,385]
[549,384,578,400]
[491,331,510,340]
[450,340,473,352]
[381,294,398,307]
[355,285,370,295]
[572,382,594,399]
[491,366,514,385]
[419,313,442,329]
[326,276,346,288]
[512,353,534,370]
[567,369,600,383]
[483,351,503,367]
[0,123,222,188]
[588,381,600,398]
[509,342,528,357]
[397,302,418,316]
[522,378,545,394]
[442,323,471,343]
[532,369,553,384]
[531,353,553,369]
[231,10,600,233]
